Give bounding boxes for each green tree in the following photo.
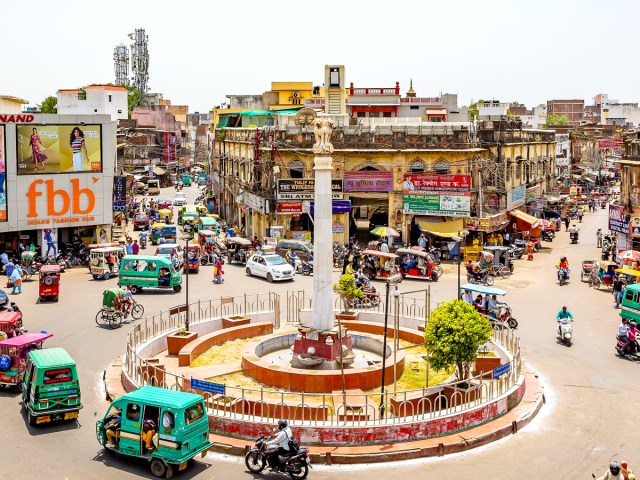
[463,99,483,121]
[544,113,569,127]
[124,85,146,117]
[333,273,365,312]
[38,95,57,113]
[423,299,492,380]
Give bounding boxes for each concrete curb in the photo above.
[104,359,544,464]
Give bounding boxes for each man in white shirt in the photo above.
[266,420,293,469]
[462,290,474,304]
[379,240,389,253]
[618,318,629,341]
[487,294,504,318]
[418,234,427,250]
[403,176,415,191]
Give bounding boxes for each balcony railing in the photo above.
[400,97,441,104]
[349,82,401,96]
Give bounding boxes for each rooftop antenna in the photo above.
[113,43,129,86]
[129,28,150,98]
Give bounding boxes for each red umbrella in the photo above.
[538,219,552,230]
[619,250,640,262]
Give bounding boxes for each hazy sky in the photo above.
[1,0,638,112]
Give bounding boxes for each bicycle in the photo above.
[95,307,124,329]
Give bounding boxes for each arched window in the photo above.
[410,159,425,174]
[433,159,450,175]
[289,160,305,178]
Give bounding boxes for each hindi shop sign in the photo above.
[276,202,302,214]
[403,173,471,193]
[608,205,629,235]
[277,179,343,200]
[402,192,470,217]
[344,170,393,192]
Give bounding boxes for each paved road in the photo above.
[0,187,633,480]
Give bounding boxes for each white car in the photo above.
[155,244,184,268]
[246,253,295,282]
[173,192,187,206]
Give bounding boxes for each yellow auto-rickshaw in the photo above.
[150,222,166,245]
[158,208,173,224]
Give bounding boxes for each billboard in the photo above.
[608,204,629,235]
[16,124,102,175]
[402,173,471,193]
[506,185,526,210]
[0,125,6,221]
[276,179,343,200]
[403,192,470,217]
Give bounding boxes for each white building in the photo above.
[0,95,28,113]
[57,85,128,120]
[519,104,547,129]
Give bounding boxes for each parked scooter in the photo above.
[541,230,555,242]
[558,318,573,346]
[301,260,313,276]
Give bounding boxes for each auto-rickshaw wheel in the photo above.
[486,275,494,286]
[150,458,167,478]
[173,285,182,293]
[104,272,110,281]
[165,463,174,479]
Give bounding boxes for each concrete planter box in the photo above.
[166,331,198,355]
[222,315,251,329]
[336,312,359,322]
[474,355,501,376]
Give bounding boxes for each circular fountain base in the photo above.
[241,332,404,393]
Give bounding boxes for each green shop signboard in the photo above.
[402,192,470,217]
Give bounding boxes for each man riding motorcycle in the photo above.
[557,257,570,282]
[569,224,579,243]
[596,460,623,480]
[556,306,573,336]
[265,419,293,470]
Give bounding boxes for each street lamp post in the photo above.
[181,225,193,330]
[379,274,402,417]
[453,232,463,299]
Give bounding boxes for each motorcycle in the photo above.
[301,261,313,276]
[245,435,310,479]
[139,235,148,249]
[508,245,525,260]
[541,230,555,242]
[570,231,579,244]
[558,319,573,347]
[557,267,570,286]
[489,305,518,329]
[466,271,494,286]
[615,336,640,359]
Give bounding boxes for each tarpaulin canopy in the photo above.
[508,209,539,229]
[415,217,465,237]
[153,167,166,175]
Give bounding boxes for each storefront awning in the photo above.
[508,209,539,229]
[153,167,166,175]
[416,217,465,237]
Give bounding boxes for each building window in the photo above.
[383,112,392,117]
[357,112,366,118]
[410,159,425,174]
[369,112,380,118]
[289,160,305,178]
[77,92,86,100]
[433,160,450,175]
[410,106,419,110]
[108,95,112,103]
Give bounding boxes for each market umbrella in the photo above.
[538,219,553,230]
[370,226,400,237]
[619,250,640,262]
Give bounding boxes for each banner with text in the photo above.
[344,170,393,192]
[507,185,526,210]
[403,192,471,217]
[608,204,629,235]
[403,173,471,193]
[277,179,343,200]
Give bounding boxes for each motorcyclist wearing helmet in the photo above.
[557,257,569,281]
[596,460,623,480]
[556,306,573,335]
[624,320,639,355]
[265,419,293,470]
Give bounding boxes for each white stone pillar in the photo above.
[312,155,334,331]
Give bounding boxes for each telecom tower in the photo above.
[129,28,149,94]
[113,43,129,86]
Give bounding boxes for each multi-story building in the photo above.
[547,99,585,126]
[57,85,128,120]
[212,117,555,246]
[616,128,640,250]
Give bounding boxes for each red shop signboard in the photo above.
[276,202,302,214]
[403,173,471,192]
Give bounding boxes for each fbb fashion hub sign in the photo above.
[17,175,107,229]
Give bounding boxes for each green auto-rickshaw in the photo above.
[118,255,182,294]
[96,386,212,478]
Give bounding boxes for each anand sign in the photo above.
[16,175,108,230]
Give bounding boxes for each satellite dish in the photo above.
[294,108,317,127]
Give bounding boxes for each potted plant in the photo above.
[333,273,365,321]
[166,323,198,355]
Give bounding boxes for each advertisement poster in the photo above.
[402,173,471,193]
[0,125,6,221]
[277,179,343,200]
[403,192,470,217]
[16,124,102,175]
[608,205,629,235]
[113,176,126,201]
[507,185,526,210]
[40,228,58,258]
